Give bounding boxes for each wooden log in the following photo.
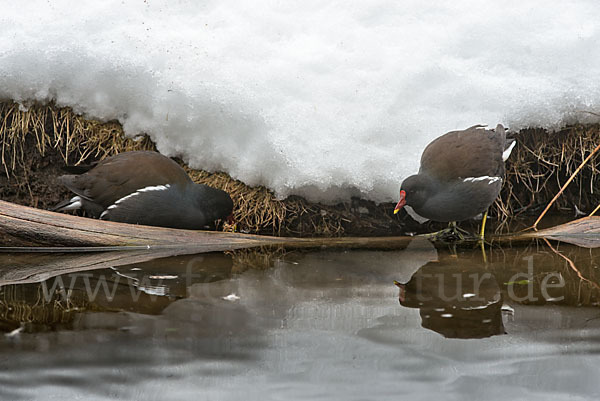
[2,200,600,253]
[0,199,291,248]
[0,200,416,251]
[523,216,600,248]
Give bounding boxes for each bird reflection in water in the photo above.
[395,242,505,339]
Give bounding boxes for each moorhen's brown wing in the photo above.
[59,151,193,208]
[419,125,506,181]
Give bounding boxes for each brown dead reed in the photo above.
[493,125,600,231]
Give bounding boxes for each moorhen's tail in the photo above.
[50,175,86,211]
[502,139,516,161]
[50,196,81,212]
[51,166,103,214]
[50,193,105,218]
[494,124,516,161]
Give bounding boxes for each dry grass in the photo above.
[227,246,288,273]
[0,101,396,236]
[0,283,87,328]
[0,101,155,175]
[184,169,288,234]
[493,125,600,230]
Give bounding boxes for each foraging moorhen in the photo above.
[394,124,515,236]
[52,151,234,230]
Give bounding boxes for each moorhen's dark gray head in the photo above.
[394,174,434,214]
[194,185,234,223]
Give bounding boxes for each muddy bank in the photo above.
[1,101,599,237]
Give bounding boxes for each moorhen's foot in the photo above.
[423,222,480,243]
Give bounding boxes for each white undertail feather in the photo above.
[502,140,516,162]
[100,184,171,219]
[60,196,83,211]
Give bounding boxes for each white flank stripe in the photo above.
[502,141,516,161]
[114,191,140,205]
[463,176,502,185]
[105,184,172,212]
[114,184,170,205]
[137,184,170,193]
[100,210,108,219]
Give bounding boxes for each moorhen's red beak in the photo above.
[393,190,406,214]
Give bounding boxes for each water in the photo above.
[1,239,600,400]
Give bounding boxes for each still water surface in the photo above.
[1,238,599,400]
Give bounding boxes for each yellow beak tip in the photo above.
[393,209,399,215]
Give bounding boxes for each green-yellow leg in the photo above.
[479,210,488,240]
[479,210,489,264]
[479,238,487,264]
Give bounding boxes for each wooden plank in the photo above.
[0,200,416,251]
[524,216,600,248]
[3,200,600,253]
[0,199,289,248]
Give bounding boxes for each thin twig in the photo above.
[532,142,600,230]
[543,238,600,290]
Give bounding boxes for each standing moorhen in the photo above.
[393,124,515,239]
[52,151,234,230]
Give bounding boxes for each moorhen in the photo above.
[52,151,234,230]
[394,124,515,238]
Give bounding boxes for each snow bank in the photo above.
[2,0,600,202]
